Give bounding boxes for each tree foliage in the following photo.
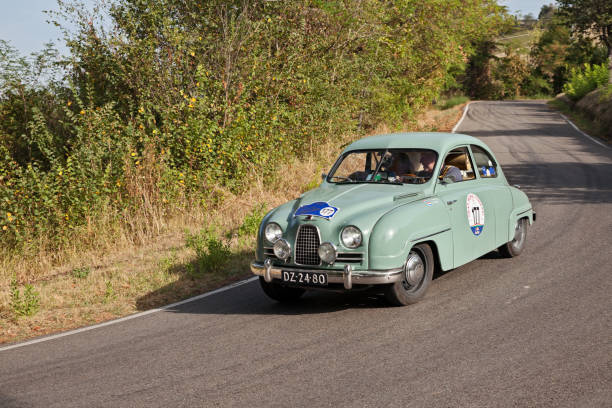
[0,0,506,253]
[557,0,612,83]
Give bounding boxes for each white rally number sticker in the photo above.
[466,193,485,236]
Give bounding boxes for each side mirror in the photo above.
[321,173,327,181]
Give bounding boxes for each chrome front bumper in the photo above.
[251,259,403,290]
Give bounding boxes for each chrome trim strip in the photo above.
[411,228,451,242]
[251,261,403,286]
[393,192,419,201]
[517,208,533,216]
[336,253,363,260]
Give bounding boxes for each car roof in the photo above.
[343,132,487,154]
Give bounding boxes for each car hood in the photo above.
[294,183,426,230]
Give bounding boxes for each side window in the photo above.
[471,145,498,178]
[439,146,475,182]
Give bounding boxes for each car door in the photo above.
[434,146,492,268]
[469,144,513,250]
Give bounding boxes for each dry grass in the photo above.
[549,97,612,142]
[0,104,465,344]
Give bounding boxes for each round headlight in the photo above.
[318,242,337,264]
[273,239,291,261]
[264,222,283,243]
[341,226,362,248]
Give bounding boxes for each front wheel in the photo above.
[499,218,528,258]
[384,243,434,306]
[259,277,305,303]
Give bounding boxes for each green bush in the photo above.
[103,280,115,303]
[71,267,91,279]
[10,275,41,317]
[0,1,509,258]
[185,229,231,275]
[238,204,267,238]
[563,63,609,101]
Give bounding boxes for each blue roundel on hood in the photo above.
[294,201,338,220]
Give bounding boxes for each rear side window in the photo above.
[471,145,497,178]
[439,146,476,182]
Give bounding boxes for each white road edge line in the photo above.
[452,102,470,133]
[559,113,608,149]
[0,276,259,352]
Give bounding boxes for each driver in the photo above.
[416,151,437,179]
[389,152,413,177]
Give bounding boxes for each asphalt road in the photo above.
[2,101,611,407]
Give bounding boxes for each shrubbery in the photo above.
[563,63,609,101]
[10,274,40,317]
[0,0,506,258]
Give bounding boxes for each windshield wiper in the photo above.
[370,149,390,181]
[328,176,354,182]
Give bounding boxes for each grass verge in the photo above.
[548,98,611,143]
[438,95,470,110]
[0,104,466,344]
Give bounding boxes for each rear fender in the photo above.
[507,187,535,241]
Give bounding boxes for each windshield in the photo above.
[327,149,438,185]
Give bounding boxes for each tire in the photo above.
[259,277,305,303]
[384,243,434,306]
[499,218,528,258]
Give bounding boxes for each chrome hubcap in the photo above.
[404,252,425,287]
[512,221,525,249]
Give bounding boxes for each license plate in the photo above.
[281,271,328,286]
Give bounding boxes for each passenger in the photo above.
[440,164,463,182]
[416,151,462,182]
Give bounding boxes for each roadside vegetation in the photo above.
[461,4,609,100]
[0,0,502,342]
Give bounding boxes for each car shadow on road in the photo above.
[135,244,400,315]
[137,254,458,316]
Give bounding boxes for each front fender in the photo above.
[255,199,299,261]
[368,197,452,270]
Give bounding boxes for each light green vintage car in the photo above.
[251,132,535,305]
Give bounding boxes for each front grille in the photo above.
[295,225,321,265]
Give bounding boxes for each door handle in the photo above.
[447,200,457,205]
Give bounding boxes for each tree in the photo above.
[538,4,556,22]
[557,0,612,83]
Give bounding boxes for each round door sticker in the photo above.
[466,193,485,236]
